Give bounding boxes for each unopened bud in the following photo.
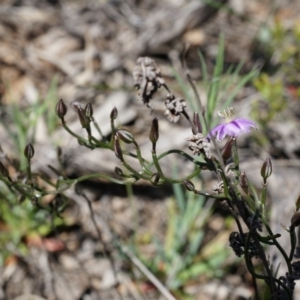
[85,103,93,119]
[115,167,124,176]
[117,129,135,144]
[295,194,300,212]
[240,171,249,194]
[149,118,159,144]
[192,112,202,134]
[55,99,68,122]
[222,137,234,162]
[24,143,35,160]
[77,107,90,129]
[110,107,118,120]
[261,158,272,180]
[150,173,160,185]
[114,137,123,161]
[291,212,300,227]
[184,180,195,192]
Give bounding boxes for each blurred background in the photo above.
[0,0,300,299]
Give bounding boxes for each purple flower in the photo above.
[207,108,257,141]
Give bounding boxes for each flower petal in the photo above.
[207,118,257,141]
[232,119,257,131]
[207,124,224,140]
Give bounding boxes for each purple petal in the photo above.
[207,124,224,141]
[217,124,227,141]
[232,119,257,131]
[207,118,257,141]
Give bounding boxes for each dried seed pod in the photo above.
[133,57,165,107]
[164,93,186,123]
[24,143,35,160]
[186,133,211,159]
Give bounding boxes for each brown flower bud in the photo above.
[55,99,68,122]
[115,167,124,176]
[117,129,135,144]
[149,118,159,144]
[114,137,123,162]
[240,171,249,194]
[110,107,118,120]
[291,212,300,227]
[222,137,234,162]
[261,158,272,180]
[184,180,195,192]
[85,103,93,119]
[24,143,35,160]
[77,107,90,129]
[295,194,300,212]
[192,112,202,134]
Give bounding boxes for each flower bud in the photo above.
[222,137,234,162]
[117,129,135,144]
[55,99,68,123]
[114,137,123,162]
[192,112,202,134]
[150,173,160,185]
[295,194,300,212]
[261,158,272,180]
[240,171,249,194]
[24,143,35,160]
[77,107,90,129]
[110,107,118,120]
[115,167,124,176]
[184,180,195,192]
[149,118,159,144]
[291,212,300,227]
[85,103,93,119]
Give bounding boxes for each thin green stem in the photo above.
[146,149,210,169]
[152,150,165,179]
[62,124,94,149]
